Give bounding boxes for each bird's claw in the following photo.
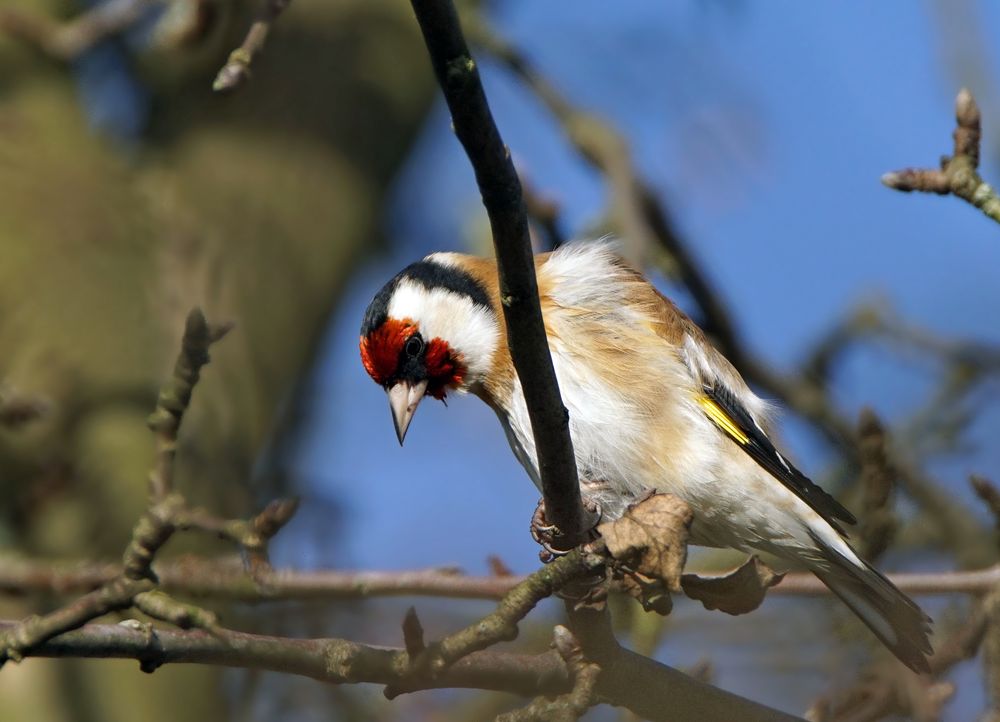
[530,498,603,563]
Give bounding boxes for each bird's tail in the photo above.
[810,541,933,673]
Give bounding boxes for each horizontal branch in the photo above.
[3,556,998,602]
[0,620,802,721]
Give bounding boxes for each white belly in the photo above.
[489,365,820,556]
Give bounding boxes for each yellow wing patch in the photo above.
[697,395,750,445]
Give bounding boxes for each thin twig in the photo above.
[4,555,1000,601]
[213,0,294,93]
[147,310,233,502]
[409,0,587,547]
[0,309,240,666]
[386,548,603,697]
[0,0,153,61]
[883,88,1000,225]
[496,625,600,722]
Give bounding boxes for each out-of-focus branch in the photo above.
[213,0,293,93]
[0,390,49,429]
[809,590,995,722]
[883,88,1000,225]
[469,23,744,360]
[855,409,897,561]
[0,0,153,61]
[408,0,587,547]
[147,311,233,501]
[0,310,305,667]
[5,555,1000,602]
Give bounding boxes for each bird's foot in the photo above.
[530,497,603,563]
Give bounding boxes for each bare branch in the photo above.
[496,626,599,722]
[5,555,1000,602]
[0,619,802,722]
[856,409,898,561]
[408,0,587,547]
[883,88,1000,225]
[213,0,294,93]
[0,309,243,666]
[386,548,604,698]
[147,309,233,502]
[0,0,153,62]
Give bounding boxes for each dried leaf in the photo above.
[599,493,692,592]
[681,556,784,616]
[617,570,673,615]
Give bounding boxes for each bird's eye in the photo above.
[404,334,424,358]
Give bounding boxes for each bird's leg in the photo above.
[530,496,603,563]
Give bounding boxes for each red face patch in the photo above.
[360,319,466,399]
[424,338,464,400]
[360,318,415,386]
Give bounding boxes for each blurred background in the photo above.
[0,0,999,720]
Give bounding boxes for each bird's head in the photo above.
[359,255,499,444]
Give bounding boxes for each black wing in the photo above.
[701,381,857,534]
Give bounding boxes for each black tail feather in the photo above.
[811,547,933,673]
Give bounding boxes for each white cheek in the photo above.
[388,280,499,383]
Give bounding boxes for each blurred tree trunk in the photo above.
[0,0,435,719]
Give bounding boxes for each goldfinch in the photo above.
[359,242,932,672]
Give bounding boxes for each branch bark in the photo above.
[213,0,294,92]
[0,620,804,722]
[883,88,1000,225]
[408,0,587,547]
[5,555,1000,601]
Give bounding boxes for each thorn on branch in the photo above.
[488,555,515,577]
[402,607,426,657]
[882,88,1000,225]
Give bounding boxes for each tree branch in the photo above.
[0,0,153,62]
[0,310,251,666]
[883,88,1000,225]
[0,619,804,722]
[213,0,294,93]
[5,555,1000,602]
[408,0,587,547]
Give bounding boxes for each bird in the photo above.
[359,241,933,672]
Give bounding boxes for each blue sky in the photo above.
[284,2,1000,717]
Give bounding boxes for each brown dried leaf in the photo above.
[681,556,784,616]
[599,493,692,591]
[617,570,673,615]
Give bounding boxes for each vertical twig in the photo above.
[408,0,587,546]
